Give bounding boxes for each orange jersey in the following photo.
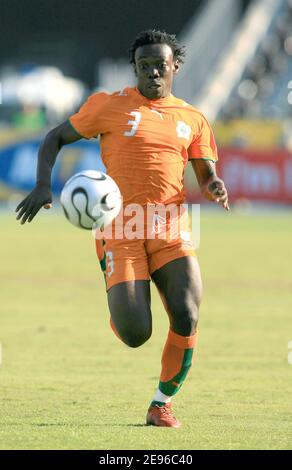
[70,87,218,206]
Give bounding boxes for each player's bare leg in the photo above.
[147,256,202,427]
[107,280,152,348]
[152,256,202,335]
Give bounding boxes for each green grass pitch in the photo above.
[0,208,292,449]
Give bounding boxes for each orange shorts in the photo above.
[95,207,196,290]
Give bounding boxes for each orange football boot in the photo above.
[146,403,181,428]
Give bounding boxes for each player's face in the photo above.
[134,44,179,99]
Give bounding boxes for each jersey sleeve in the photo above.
[69,92,110,139]
[188,113,218,162]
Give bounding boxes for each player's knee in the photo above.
[171,301,199,336]
[122,328,152,348]
[112,311,152,348]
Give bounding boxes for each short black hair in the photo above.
[129,29,186,65]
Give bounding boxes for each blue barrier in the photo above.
[0,139,105,194]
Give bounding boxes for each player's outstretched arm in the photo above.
[15,121,82,224]
[191,159,230,211]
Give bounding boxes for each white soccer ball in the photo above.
[60,170,121,230]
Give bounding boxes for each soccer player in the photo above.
[16,30,229,428]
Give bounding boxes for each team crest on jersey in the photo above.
[152,214,166,234]
[176,121,191,140]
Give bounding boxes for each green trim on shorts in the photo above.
[189,156,217,162]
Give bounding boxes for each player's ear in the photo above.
[173,60,180,74]
[133,63,138,76]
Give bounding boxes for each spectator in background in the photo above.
[12,103,47,131]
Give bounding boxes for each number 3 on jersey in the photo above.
[106,251,114,277]
[124,111,141,137]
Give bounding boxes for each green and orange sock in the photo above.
[151,328,198,407]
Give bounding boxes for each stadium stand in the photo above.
[220,0,292,119]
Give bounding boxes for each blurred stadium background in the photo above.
[1,0,292,450]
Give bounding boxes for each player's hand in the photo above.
[202,177,230,211]
[15,184,53,225]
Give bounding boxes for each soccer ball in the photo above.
[60,170,121,230]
